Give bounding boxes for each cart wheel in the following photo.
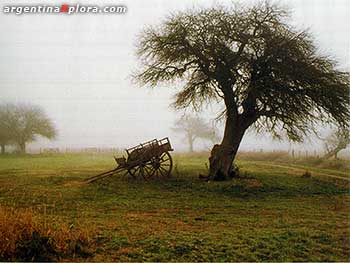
[127,165,146,179]
[143,151,173,179]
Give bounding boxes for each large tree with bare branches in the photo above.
[135,3,350,180]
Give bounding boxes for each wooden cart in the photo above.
[85,137,173,183]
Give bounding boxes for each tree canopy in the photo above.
[0,103,57,154]
[135,2,350,180]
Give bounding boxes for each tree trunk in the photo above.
[1,144,5,155]
[188,134,194,153]
[324,145,344,160]
[208,115,245,181]
[19,142,26,154]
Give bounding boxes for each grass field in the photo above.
[0,153,349,261]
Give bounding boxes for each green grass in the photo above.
[0,153,349,261]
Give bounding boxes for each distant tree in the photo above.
[0,104,15,154]
[172,115,219,152]
[135,2,350,180]
[323,127,349,159]
[0,103,57,154]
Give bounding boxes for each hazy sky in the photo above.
[0,0,349,152]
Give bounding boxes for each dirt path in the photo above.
[255,162,350,181]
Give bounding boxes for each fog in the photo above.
[0,0,349,152]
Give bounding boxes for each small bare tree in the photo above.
[172,115,219,152]
[324,127,349,159]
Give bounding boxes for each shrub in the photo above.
[302,171,312,178]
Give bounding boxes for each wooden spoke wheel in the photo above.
[127,165,146,179]
[144,151,173,179]
[127,152,173,180]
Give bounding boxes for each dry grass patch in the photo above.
[0,205,96,261]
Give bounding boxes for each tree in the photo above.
[135,2,350,180]
[323,127,349,159]
[0,104,15,154]
[0,103,57,154]
[172,115,219,152]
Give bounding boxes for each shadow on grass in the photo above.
[78,169,349,205]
